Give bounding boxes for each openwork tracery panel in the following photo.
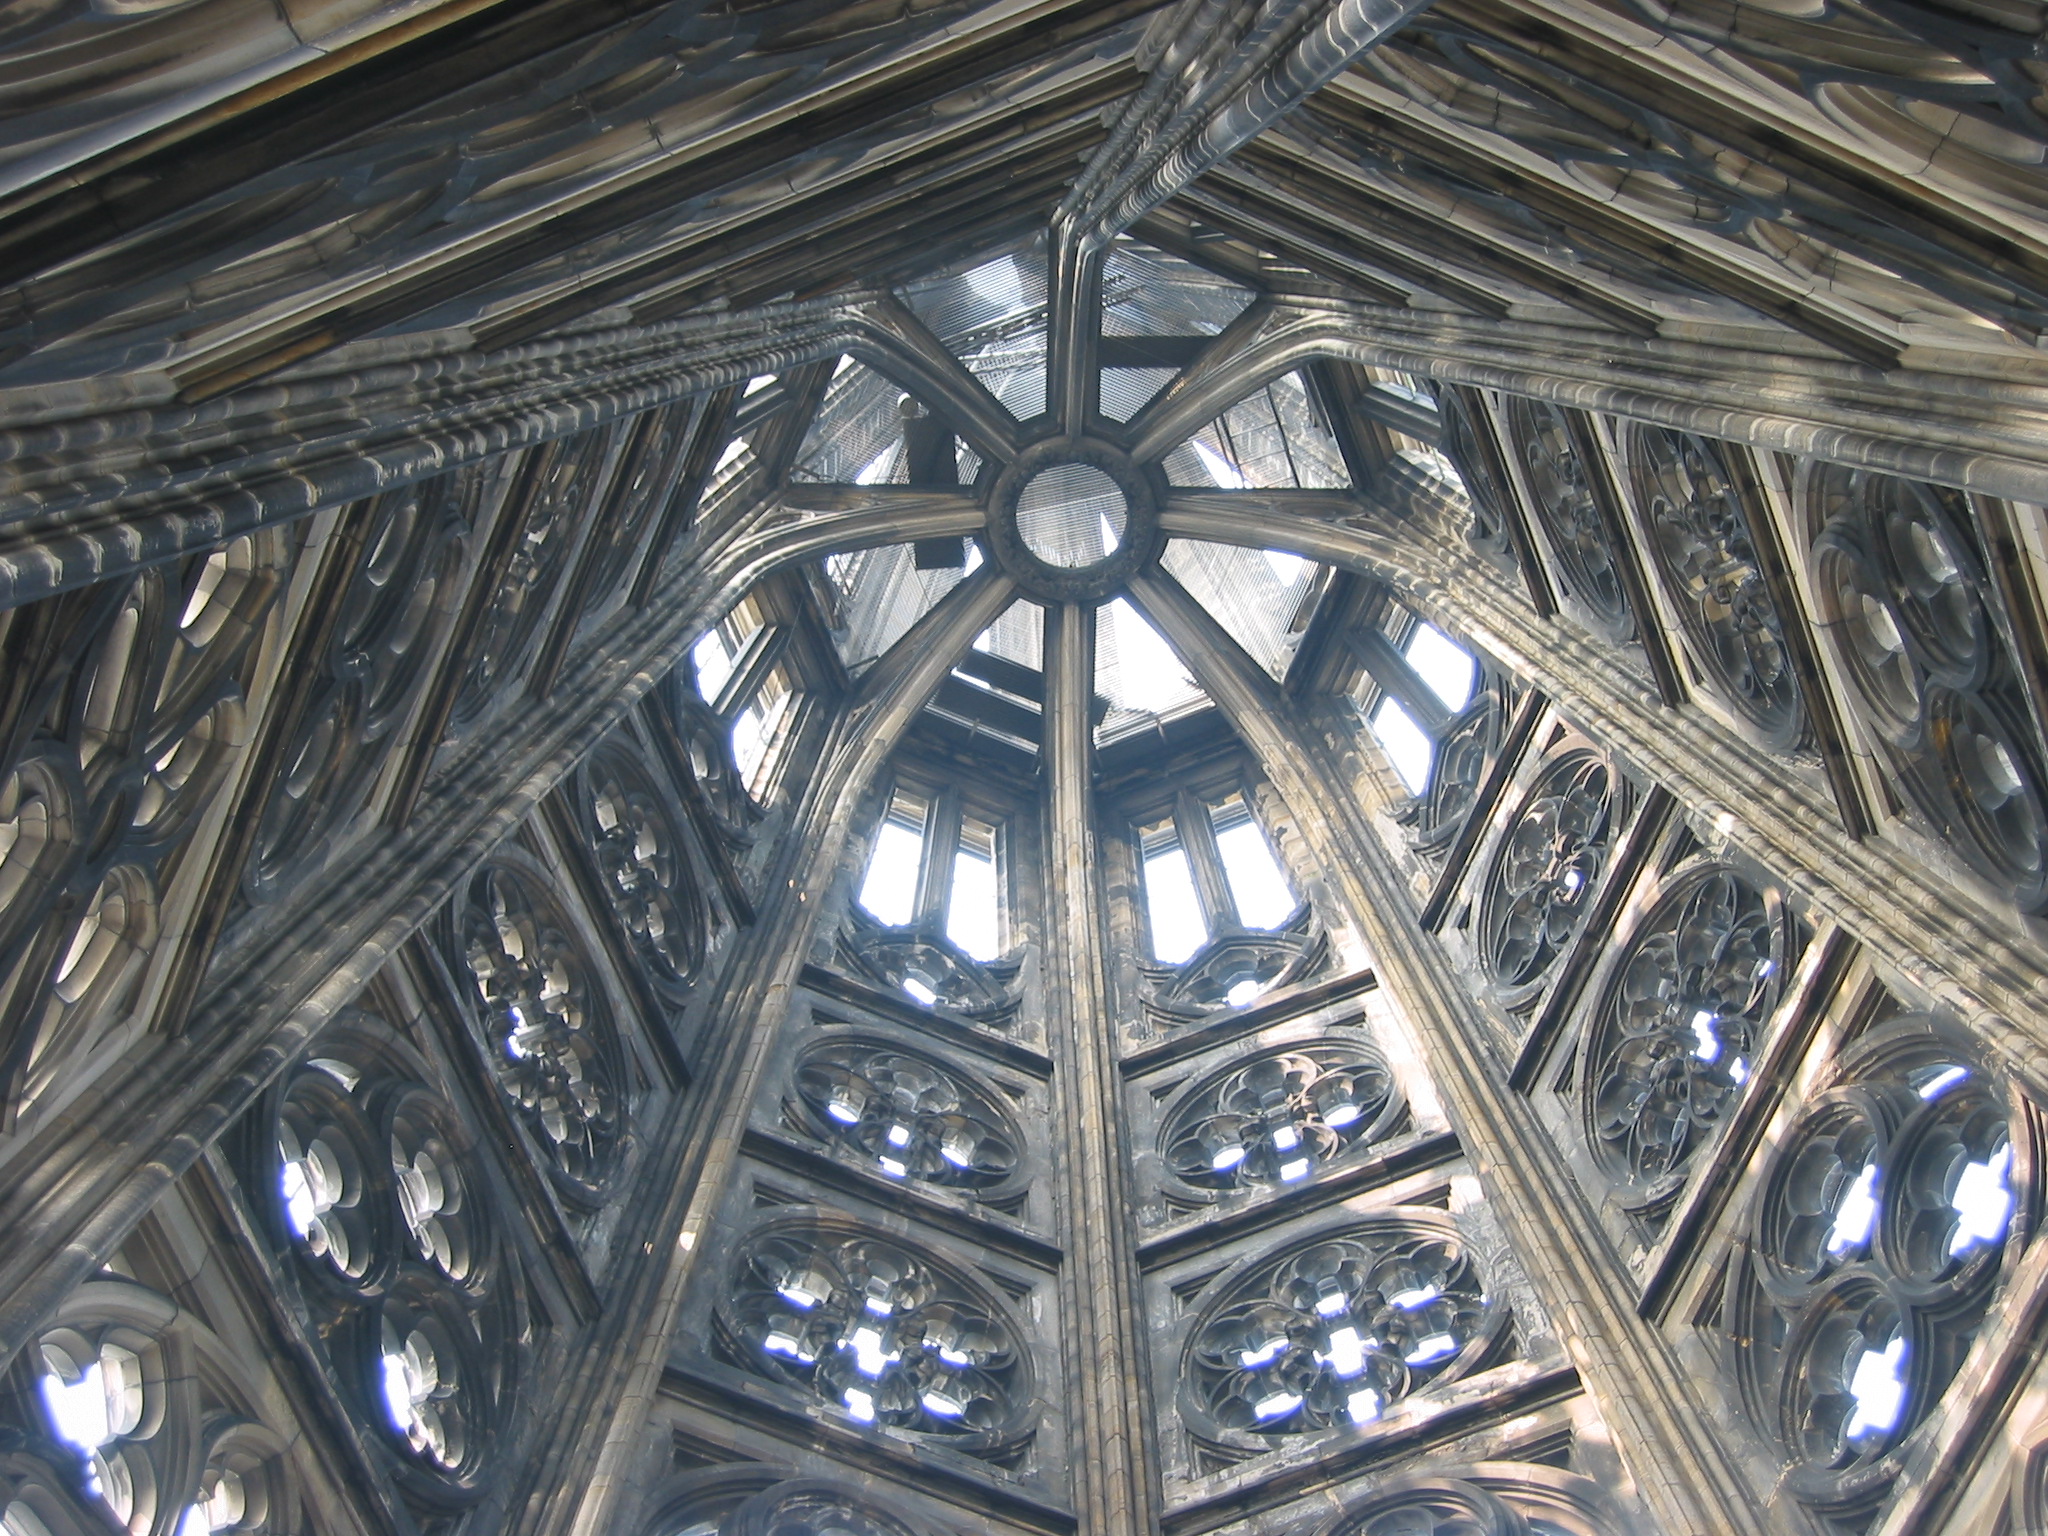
[1806,463,2048,910]
[1579,860,1796,1206]
[715,1215,1034,1461]
[0,1274,304,1536]
[1434,384,1517,568]
[1478,747,1629,1011]
[446,427,618,735]
[1410,668,1514,859]
[787,1037,1024,1200]
[245,476,471,905]
[1723,1016,2030,1517]
[447,852,632,1205]
[1502,399,1634,644]
[1158,1041,1402,1196]
[1627,427,1807,753]
[0,529,289,1117]
[1180,1216,1500,1443]
[574,732,712,1004]
[248,1008,521,1505]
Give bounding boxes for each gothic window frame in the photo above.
[1170,1209,1510,1462]
[1799,460,2048,912]
[1314,1463,1634,1536]
[1124,777,1323,1023]
[688,594,811,809]
[1346,599,1514,858]
[565,725,719,1014]
[836,773,1021,1023]
[1,1269,307,1536]
[638,1467,939,1536]
[777,1027,1034,1214]
[1471,734,1640,1019]
[437,843,640,1211]
[1622,424,1812,755]
[0,523,296,1131]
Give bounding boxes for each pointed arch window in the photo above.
[1351,607,1481,795]
[855,782,1007,962]
[1139,790,1300,967]
[691,595,802,802]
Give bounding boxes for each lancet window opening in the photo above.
[855,779,1009,965]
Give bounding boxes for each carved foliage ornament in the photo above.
[717,1217,1032,1459]
[1478,748,1626,1008]
[791,1038,1022,1196]
[1631,427,1806,752]
[0,1276,301,1536]
[1503,399,1634,644]
[452,856,630,1204]
[576,733,710,1002]
[254,1011,517,1501]
[1183,1217,1498,1441]
[1160,1042,1401,1194]
[1726,1018,2027,1513]
[1809,464,2048,910]
[0,530,287,1117]
[1581,863,1794,1195]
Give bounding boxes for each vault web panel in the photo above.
[1162,540,1324,680]
[900,235,1048,422]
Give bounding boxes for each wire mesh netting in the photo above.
[900,235,1049,423]
[1161,372,1349,490]
[1013,462,1127,568]
[1161,540,1324,680]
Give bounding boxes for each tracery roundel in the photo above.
[1434,384,1516,566]
[717,1216,1033,1459]
[1808,463,2048,910]
[791,1038,1022,1196]
[1479,749,1624,1006]
[1580,863,1793,1193]
[1629,426,1807,753]
[1503,398,1634,643]
[1181,1216,1498,1442]
[0,529,288,1116]
[253,1009,519,1503]
[1725,1017,2030,1513]
[1159,1041,1400,1194]
[452,855,630,1203]
[2,1274,304,1536]
[576,733,710,1000]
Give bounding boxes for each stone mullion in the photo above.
[1125,567,1769,1536]
[1042,602,1158,1536]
